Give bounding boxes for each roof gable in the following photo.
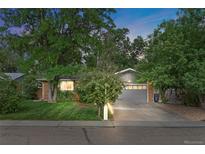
[115,68,136,75]
[4,73,24,80]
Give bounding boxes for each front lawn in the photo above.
[0,100,100,120]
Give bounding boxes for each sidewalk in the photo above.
[1,120,205,127]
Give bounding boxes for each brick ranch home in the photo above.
[36,68,154,103]
[0,71,154,103]
[36,76,78,101]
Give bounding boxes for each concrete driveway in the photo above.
[113,90,188,121]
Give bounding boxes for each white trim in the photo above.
[103,104,108,120]
[115,68,136,75]
[59,79,75,81]
[124,83,147,86]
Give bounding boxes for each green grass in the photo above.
[0,100,100,120]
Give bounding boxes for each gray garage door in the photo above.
[118,89,147,105]
[115,84,147,108]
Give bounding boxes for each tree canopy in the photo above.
[0,9,117,73]
[0,8,146,74]
[0,9,118,102]
[138,9,205,105]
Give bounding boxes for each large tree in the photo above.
[138,9,205,105]
[0,8,116,102]
[85,27,134,72]
[131,36,146,60]
[0,33,18,72]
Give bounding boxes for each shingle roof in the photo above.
[37,76,78,81]
[4,73,24,80]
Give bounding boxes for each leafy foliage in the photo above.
[76,71,124,117]
[22,75,38,99]
[0,8,120,102]
[0,35,18,72]
[0,9,116,73]
[0,80,22,114]
[85,28,146,71]
[57,91,75,102]
[138,9,205,105]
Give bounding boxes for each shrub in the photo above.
[57,91,74,102]
[22,75,38,99]
[0,80,22,114]
[76,71,124,117]
[182,91,200,107]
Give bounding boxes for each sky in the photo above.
[112,8,178,40]
[0,8,178,40]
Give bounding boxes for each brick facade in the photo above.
[36,88,42,100]
[147,83,154,103]
[42,81,49,101]
[36,81,49,101]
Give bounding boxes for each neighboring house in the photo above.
[115,68,154,103]
[36,76,78,101]
[0,73,25,93]
[0,73,25,81]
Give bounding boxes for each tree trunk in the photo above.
[198,94,205,104]
[48,81,58,103]
[48,82,53,103]
[98,106,101,117]
[53,87,57,102]
[199,94,205,109]
[159,88,167,103]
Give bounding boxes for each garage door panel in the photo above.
[125,85,147,90]
[118,89,147,105]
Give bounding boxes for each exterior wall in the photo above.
[42,81,49,101]
[36,80,76,101]
[147,83,154,103]
[117,70,154,104]
[118,71,136,83]
[36,88,42,100]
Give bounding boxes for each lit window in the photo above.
[60,80,74,91]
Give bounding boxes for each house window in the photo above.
[60,80,74,91]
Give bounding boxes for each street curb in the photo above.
[0,120,205,127]
[113,121,205,127]
[0,120,114,127]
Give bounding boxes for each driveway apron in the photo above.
[113,90,188,121]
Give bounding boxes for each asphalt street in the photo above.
[0,126,205,145]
